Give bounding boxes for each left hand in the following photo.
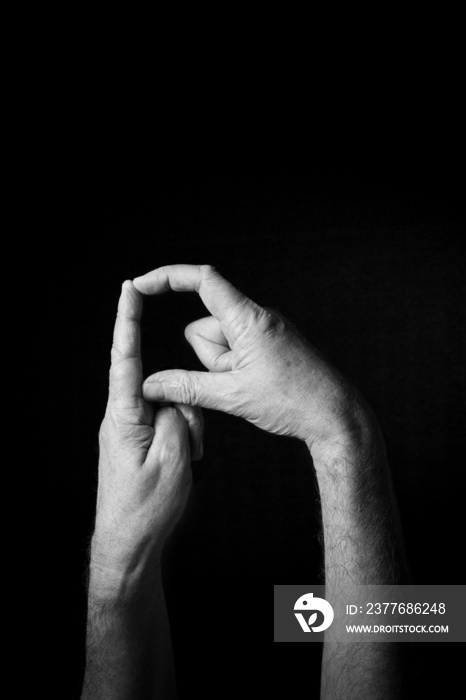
[91,281,204,583]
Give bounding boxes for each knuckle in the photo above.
[111,345,123,364]
[119,422,145,441]
[111,343,138,362]
[258,307,286,336]
[200,264,217,280]
[158,406,180,422]
[228,301,258,337]
[109,361,125,384]
[177,373,199,405]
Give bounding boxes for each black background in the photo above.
[41,119,464,696]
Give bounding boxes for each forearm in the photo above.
[312,415,407,585]
[310,408,409,699]
[81,548,177,700]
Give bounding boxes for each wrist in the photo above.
[88,532,163,602]
[306,401,384,474]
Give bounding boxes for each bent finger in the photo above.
[133,264,260,328]
[147,405,190,468]
[173,404,204,460]
[185,316,232,372]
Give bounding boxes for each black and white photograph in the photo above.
[41,61,465,699]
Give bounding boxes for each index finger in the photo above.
[109,280,143,403]
[132,264,258,324]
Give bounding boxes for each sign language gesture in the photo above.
[92,281,204,577]
[134,265,367,457]
[83,268,405,700]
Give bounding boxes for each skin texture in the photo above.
[135,265,364,451]
[82,266,408,699]
[134,265,409,699]
[81,281,203,700]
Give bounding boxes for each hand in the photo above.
[133,265,371,456]
[91,281,204,583]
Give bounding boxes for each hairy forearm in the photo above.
[312,417,407,585]
[81,552,177,700]
[310,408,409,699]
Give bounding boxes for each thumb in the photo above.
[142,369,235,412]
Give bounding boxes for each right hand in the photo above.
[134,265,370,454]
